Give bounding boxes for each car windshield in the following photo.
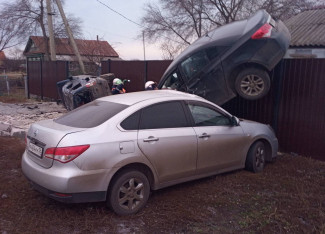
[162,69,184,90]
[55,100,128,128]
[181,50,209,80]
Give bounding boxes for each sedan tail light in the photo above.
[45,145,90,163]
[251,23,272,39]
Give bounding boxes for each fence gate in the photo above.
[27,60,69,99]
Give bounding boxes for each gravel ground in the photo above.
[0,102,66,137]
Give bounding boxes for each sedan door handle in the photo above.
[143,136,159,142]
[198,133,210,138]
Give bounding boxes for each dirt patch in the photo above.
[0,137,324,233]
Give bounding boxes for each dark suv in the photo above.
[158,10,291,105]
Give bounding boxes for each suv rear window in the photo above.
[55,100,128,128]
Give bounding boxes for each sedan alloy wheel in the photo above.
[109,170,150,215]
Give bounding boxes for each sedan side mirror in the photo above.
[231,116,240,126]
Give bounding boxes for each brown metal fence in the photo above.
[27,61,68,99]
[27,59,325,160]
[101,60,172,92]
[223,59,325,160]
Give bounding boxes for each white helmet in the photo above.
[145,81,156,89]
[113,78,123,86]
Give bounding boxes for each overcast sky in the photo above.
[63,0,162,60]
[0,0,162,60]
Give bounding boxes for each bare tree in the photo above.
[0,16,26,52]
[141,0,318,58]
[0,0,83,60]
[53,14,83,39]
[141,0,214,58]
[2,48,25,72]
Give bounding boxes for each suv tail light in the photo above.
[45,145,90,163]
[251,23,272,39]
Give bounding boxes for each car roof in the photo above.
[97,90,203,105]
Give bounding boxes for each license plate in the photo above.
[29,142,43,158]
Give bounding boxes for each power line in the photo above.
[96,0,186,45]
[96,0,142,28]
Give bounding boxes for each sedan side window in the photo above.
[139,101,188,129]
[120,110,140,130]
[188,104,231,126]
[181,50,209,80]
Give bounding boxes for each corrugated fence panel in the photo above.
[147,60,172,83]
[28,61,42,96]
[28,61,68,99]
[223,59,325,160]
[110,60,146,92]
[277,59,325,160]
[101,60,172,92]
[41,61,68,99]
[101,61,110,75]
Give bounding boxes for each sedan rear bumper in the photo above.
[21,150,111,203]
[25,176,106,203]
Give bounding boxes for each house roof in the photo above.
[284,8,325,47]
[24,36,119,57]
[0,51,6,60]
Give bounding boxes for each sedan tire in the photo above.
[235,68,270,100]
[245,141,266,173]
[108,170,150,215]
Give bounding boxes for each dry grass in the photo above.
[0,136,324,233]
[0,72,29,103]
[0,88,28,103]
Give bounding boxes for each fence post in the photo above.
[65,61,69,78]
[40,61,43,100]
[5,75,9,95]
[144,61,148,88]
[24,76,28,98]
[26,59,30,99]
[107,59,111,73]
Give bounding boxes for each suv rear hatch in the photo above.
[26,119,85,168]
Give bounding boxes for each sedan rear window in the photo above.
[55,100,128,128]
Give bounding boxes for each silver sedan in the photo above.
[22,90,278,215]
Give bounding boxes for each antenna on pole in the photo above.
[143,30,146,61]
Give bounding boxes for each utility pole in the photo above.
[55,0,85,74]
[46,0,56,61]
[142,30,146,61]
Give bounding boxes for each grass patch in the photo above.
[0,88,28,103]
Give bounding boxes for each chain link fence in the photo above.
[0,74,26,98]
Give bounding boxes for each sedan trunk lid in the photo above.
[26,119,85,168]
